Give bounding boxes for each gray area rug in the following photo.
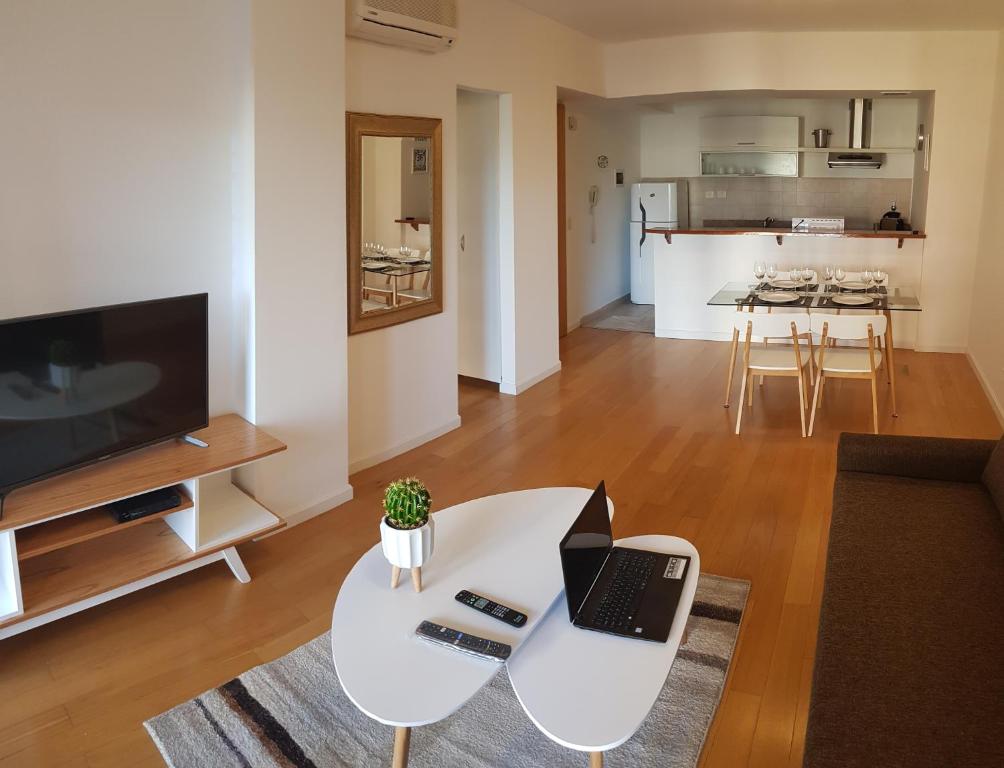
[581,302,655,334]
[146,574,749,767]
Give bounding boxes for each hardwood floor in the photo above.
[0,329,999,767]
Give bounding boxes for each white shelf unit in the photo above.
[0,531,23,623]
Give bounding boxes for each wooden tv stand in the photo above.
[0,414,286,639]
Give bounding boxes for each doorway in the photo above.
[457,88,503,385]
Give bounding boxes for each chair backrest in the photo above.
[810,312,887,340]
[735,312,811,338]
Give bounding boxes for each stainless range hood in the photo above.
[827,98,884,168]
[827,152,885,169]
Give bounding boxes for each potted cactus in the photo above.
[379,478,434,592]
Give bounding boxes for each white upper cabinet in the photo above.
[699,116,799,149]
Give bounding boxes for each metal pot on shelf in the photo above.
[811,128,832,148]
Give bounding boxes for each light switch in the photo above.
[716,190,727,199]
[704,191,715,199]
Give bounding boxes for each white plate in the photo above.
[840,281,869,291]
[759,291,800,304]
[770,279,799,289]
[831,294,874,306]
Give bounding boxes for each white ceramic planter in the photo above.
[380,516,434,569]
[49,363,79,391]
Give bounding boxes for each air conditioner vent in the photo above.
[364,0,457,27]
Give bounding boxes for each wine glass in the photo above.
[823,265,835,290]
[802,267,815,293]
[834,267,846,292]
[874,269,888,294]
[766,263,778,283]
[753,261,766,287]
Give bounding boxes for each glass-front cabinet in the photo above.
[700,151,799,177]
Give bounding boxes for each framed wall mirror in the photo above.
[347,112,443,334]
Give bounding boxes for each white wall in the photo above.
[243,0,352,520]
[603,31,1000,353]
[563,105,640,327]
[0,0,248,415]
[457,89,502,383]
[345,0,603,470]
[970,44,1004,425]
[0,0,352,521]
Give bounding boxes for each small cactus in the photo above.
[383,478,431,530]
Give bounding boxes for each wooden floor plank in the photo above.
[0,329,998,767]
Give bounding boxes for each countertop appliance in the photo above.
[630,181,688,305]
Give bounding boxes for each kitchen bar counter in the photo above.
[651,228,925,348]
[645,226,925,246]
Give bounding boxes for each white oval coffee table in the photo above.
[506,535,700,767]
[331,487,613,767]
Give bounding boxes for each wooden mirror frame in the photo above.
[347,112,444,335]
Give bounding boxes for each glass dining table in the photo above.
[708,281,923,417]
[362,259,432,309]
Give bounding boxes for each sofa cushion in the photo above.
[804,472,1004,768]
[982,437,1004,520]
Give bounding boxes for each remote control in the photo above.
[455,590,527,628]
[414,621,511,662]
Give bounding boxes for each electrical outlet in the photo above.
[716,190,727,199]
[704,191,715,199]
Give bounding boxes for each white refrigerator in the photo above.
[630,181,688,305]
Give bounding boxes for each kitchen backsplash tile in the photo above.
[685,177,912,229]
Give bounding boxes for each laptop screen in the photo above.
[559,481,613,621]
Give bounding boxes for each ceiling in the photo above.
[510,0,1004,42]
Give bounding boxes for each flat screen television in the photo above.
[0,294,209,504]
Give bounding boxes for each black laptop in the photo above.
[559,481,691,643]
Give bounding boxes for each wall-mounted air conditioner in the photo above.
[348,0,458,53]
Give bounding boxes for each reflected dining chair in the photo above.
[808,313,888,436]
[734,312,813,437]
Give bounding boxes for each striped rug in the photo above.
[146,573,749,767]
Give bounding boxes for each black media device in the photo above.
[559,481,691,643]
[455,590,527,627]
[0,294,209,509]
[107,487,183,523]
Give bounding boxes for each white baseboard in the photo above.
[916,344,968,354]
[967,352,1004,428]
[348,416,462,475]
[281,484,355,528]
[503,361,562,396]
[655,329,733,342]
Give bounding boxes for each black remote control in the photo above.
[414,621,511,662]
[455,590,527,628]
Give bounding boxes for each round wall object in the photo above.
[597,155,609,168]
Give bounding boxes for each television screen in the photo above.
[0,294,208,496]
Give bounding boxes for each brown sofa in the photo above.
[804,432,1004,768]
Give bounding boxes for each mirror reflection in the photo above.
[360,136,434,314]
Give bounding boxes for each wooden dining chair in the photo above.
[827,270,886,355]
[808,313,888,436]
[734,312,812,437]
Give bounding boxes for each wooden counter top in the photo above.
[644,227,925,248]
[645,227,925,239]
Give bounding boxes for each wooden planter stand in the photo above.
[0,414,286,639]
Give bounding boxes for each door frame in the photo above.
[557,102,567,338]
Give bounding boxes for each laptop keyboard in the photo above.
[592,550,658,631]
